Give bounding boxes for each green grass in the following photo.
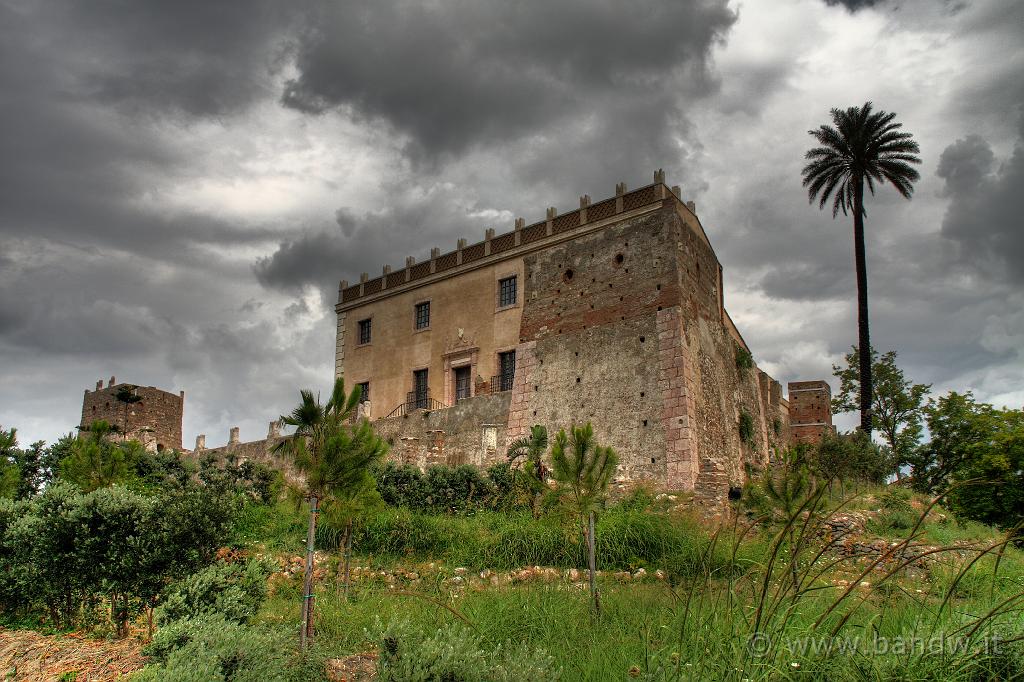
[238,492,1024,680]
[231,499,308,553]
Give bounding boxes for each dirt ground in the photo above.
[0,627,146,681]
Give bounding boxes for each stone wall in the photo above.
[192,421,302,485]
[374,392,511,469]
[510,209,676,482]
[81,377,183,451]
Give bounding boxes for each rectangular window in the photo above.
[356,382,369,403]
[358,318,371,345]
[498,276,517,308]
[454,366,471,402]
[498,350,516,392]
[413,369,429,409]
[415,301,431,330]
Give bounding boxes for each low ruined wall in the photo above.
[191,422,303,486]
[374,392,512,469]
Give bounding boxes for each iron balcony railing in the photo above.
[385,389,447,419]
[490,373,515,393]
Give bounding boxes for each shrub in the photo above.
[734,343,754,372]
[133,448,195,491]
[156,558,274,626]
[139,614,292,681]
[870,488,917,532]
[738,410,754,444]
[199,453,283,504]
[373,461,526,514]
[0,480,237,630]
[374,617,561,681]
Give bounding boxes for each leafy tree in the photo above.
[275,377,389,648]
[909,392,993,493]
[814,430,893,494]
[135,447,195,491]
[833,347,930,476]
[803,102,921,436]
[909,391,1022,502]
[0,478,236,632]
[61,421,143,491]
[506,424,549,518]
[0,427,19,499]
[944,406,1024,531]
[549,423,618,615]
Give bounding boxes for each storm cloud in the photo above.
[937,123,1024,283]
[1,0,1023,446]
[282,0,736,162]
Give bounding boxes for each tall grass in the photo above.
[242,487,1024,680]
[349,506,763,577]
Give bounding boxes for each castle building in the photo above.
[81,377,184,452]
[334,171,828,506]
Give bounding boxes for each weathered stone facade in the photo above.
[334,172,830,510]
[81,377,183,451]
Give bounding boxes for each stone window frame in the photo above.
[495,271,520,312]
[442,350,477,406]
[357,317,372,346]
[413,298,432,333]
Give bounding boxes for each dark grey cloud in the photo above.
[0,3,283,261]
[937,121,1024,282]
[31,0,295,118]
[255,183,507,297]
[282,0,735,163]
[2,0,1023,451]
[823,0,883,10]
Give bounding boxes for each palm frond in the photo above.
[802,101,920,220]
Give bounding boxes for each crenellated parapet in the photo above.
[336,171,707,311]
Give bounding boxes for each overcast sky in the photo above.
[1,0,1021,448]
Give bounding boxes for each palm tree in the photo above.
[275,377,388,649]
[802,102,921,436]
[506,424,549,518]
[549,423,618,615]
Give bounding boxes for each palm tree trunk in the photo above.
[853,178,873,437]
[300,494,319,650]
[587,511,600,616]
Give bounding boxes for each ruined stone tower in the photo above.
[787,380,835,445]
[81,377,184,452]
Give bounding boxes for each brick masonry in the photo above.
[788,380,834,444]
[657,306,696,489]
